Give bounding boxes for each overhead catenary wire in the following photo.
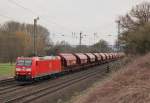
[0,13,16,20]
[4,0,93,45]
[7,0,80,44]
[7,0,73,33]
[7,0,38,15]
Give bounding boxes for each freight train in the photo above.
[15,52,124,82]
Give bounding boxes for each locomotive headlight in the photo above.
[16,68,21,71]
[26,68,31,71]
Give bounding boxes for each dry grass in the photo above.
[71,53,150,103]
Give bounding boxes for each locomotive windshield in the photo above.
[17,59,32,66]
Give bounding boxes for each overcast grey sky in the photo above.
[0,0,147,45]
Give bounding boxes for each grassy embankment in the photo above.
[0,63,15,76]
[70,53,150,103]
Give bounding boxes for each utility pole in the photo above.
[116,20,120,52]
[33,17,39,56]
[79,32,82,46]
[79,32,87,46]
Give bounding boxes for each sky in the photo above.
[0,0,148,45]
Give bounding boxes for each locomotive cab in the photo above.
[15,57,34,81]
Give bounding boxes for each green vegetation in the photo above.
[0,63,15,76]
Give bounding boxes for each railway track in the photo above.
[5,65,106,103]
[0,85,22,95]
[0,78,19,94]
[0,82,17,89]
[0,78,14,85]
[0,61,120,103]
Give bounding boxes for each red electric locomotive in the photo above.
[15,56,61,81]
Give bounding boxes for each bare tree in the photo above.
[0,21,51,62]
[118,2,150,54]
[119,2,150,32]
